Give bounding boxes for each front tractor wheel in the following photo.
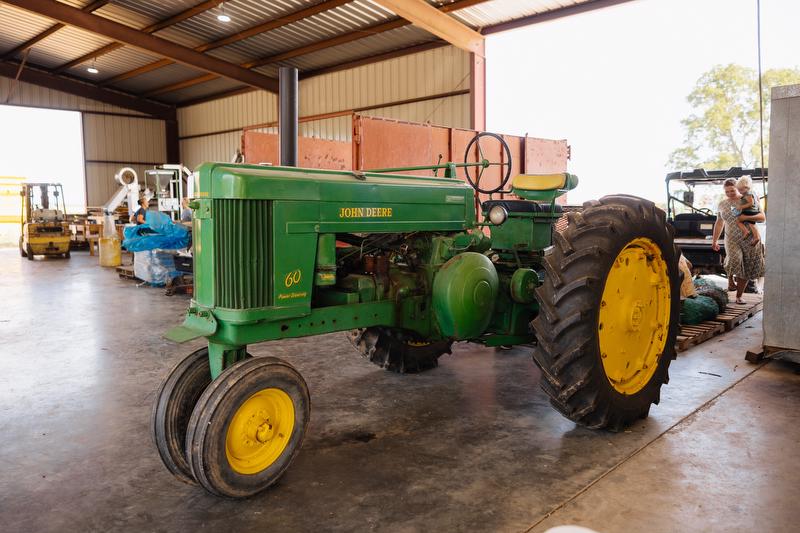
[532,195,680,431]
[185,357,310,498]
[151,347,213,484]
[347,328,453,373]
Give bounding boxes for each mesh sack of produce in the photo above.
[680,295,720,325]
[693,278,728,312]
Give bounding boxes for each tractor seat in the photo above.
[482,200,563,214]
[512,173,578,191]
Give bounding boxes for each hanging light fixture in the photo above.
[87,58,99,74]
[217,2,231,23]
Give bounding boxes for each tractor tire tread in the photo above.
[346,328,452,374]
[531,195,680,431]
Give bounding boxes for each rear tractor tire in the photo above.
[532,195,680,431]
[347,327,453,373]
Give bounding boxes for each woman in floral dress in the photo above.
[711,178,766,303]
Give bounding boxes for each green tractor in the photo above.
[154,133,680,498]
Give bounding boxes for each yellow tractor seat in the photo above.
[511,173,579,201]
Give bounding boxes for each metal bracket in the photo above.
[164,306,218,343]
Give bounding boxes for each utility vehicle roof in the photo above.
[666,167,767,185]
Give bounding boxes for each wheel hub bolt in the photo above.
[256,420,274,443]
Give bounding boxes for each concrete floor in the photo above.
[1,250,798,533]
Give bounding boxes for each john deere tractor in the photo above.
[155,133,679,498]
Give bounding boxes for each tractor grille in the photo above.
[213,199,272,309]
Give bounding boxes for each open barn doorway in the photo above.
[0,104,85,247]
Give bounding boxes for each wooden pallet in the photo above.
[676,292,763,353]
[116,264,140,281]
[712,292,764,331]
[676,321,726,352]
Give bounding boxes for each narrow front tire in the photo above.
[185,357,310,498]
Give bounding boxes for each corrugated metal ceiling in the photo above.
[0,0,601,106]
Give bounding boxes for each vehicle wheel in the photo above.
[151,347,213,484]
[347,327,453,373]
[26,244,34,261]
[64,250,71,259]
[19,237,26,257]
[531,195,680,431]
[185,357,310,498]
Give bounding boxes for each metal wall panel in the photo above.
[178,90,279,137]
[85,162,152,208]
[299,45,470,115]
[82,114,165,162]
[361,93,471,130]
[180,131,242,171]
[178,46,471,166]
[82,114,166,207]
[763,84,800,351]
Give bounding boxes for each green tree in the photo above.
[668,64,800,170]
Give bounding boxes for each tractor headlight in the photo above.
[488,205,508,225]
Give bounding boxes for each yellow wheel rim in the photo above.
[225,388,295,475]
[406,340,431,347]
[598,237,671,395]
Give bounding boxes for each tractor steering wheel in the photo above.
[463,132,513,195]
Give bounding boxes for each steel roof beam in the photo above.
[0,0,110,61]
[370,0,483,56]
[99,0,351,87]
[50,0,224,74]
[2,0,278,93]
[145,0,489,96]
[481,0,637,35]
[0,60,174,118]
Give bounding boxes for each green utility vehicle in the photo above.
[154,133,680,498]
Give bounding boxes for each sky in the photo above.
[0,104,86,214]
[486,0,799,204]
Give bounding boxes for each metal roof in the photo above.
[0,0,622,111]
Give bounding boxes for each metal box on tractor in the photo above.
[154,133,680,498]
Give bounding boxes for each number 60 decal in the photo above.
[284,269,302,287]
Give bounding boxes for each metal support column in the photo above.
[279,66,298,167]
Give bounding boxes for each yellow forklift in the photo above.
[19,182,71,260]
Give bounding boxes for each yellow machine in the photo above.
[19,182,71,260]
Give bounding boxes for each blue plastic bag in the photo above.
[122,210,189,251]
